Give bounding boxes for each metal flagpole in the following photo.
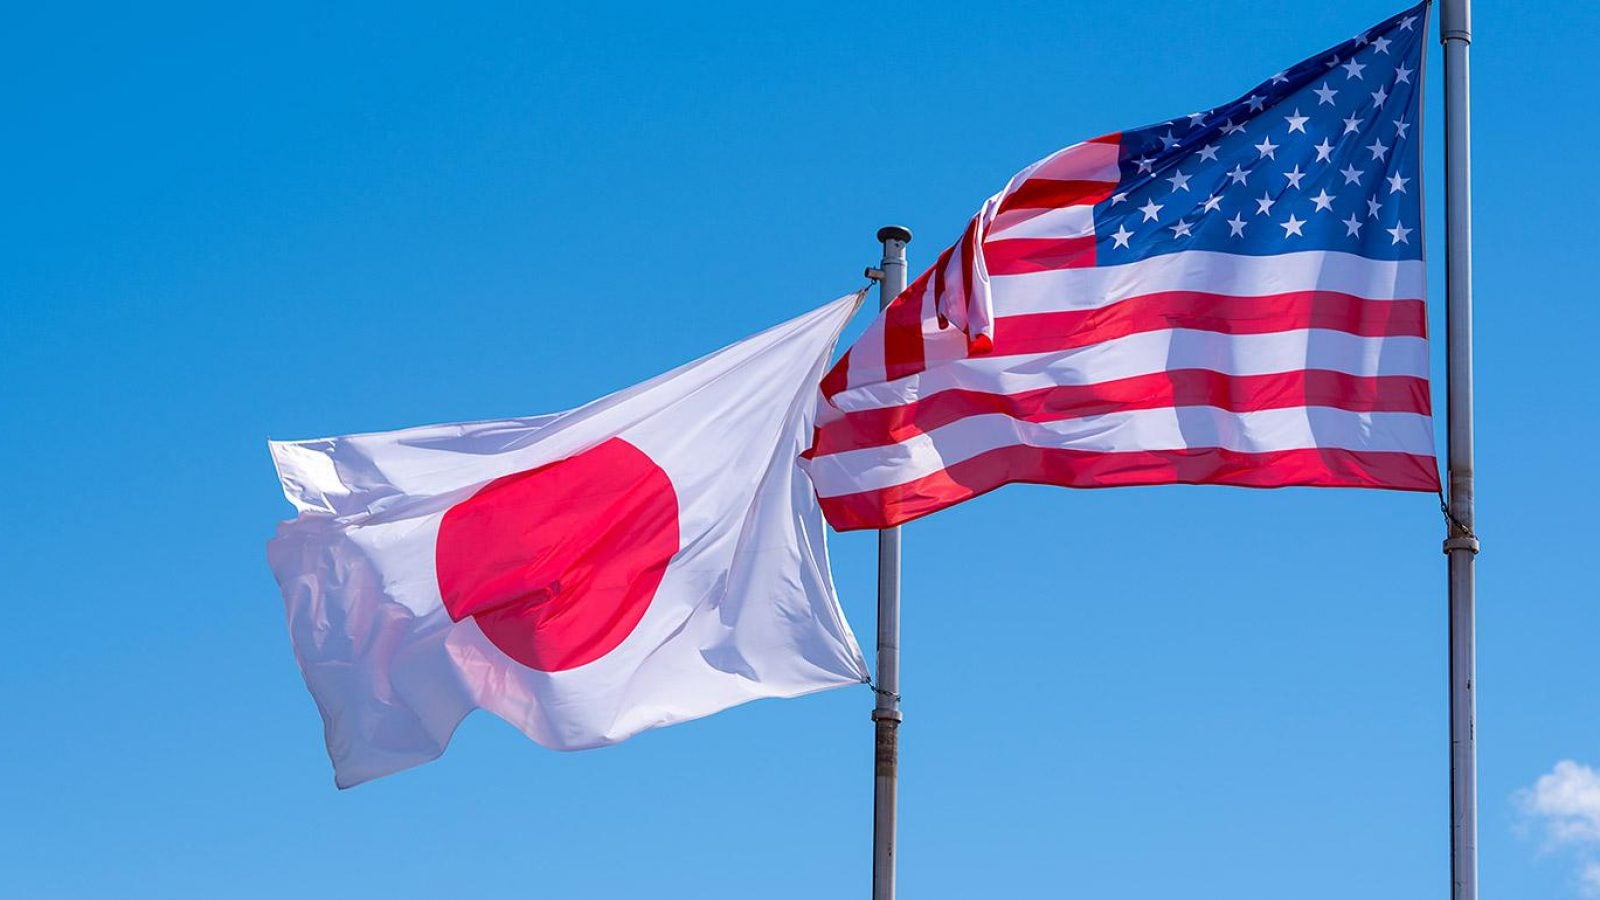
[871,224,911,900]
[1439,2,1479,900]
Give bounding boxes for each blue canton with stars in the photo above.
[1094,2,1427,263]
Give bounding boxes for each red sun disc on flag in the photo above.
[435,437,680,672]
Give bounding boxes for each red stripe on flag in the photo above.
[984,236,1098,275]
[930,243,955,328]
[810,370,1432,457]
[957,216,979,325]
[992,291,1427,356]
[996,179,1118,214]
[883,268,933,382]
[818,445,1442,531]
[819,349,850,399]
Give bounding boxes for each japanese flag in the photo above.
[267,294,870,787]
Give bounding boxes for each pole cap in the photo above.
[877,225,913,245]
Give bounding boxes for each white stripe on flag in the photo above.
[990,249,1426,317]
[807,405,1437,497]
[988,205,1097,240]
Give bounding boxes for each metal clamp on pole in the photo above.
[1441,0,1471,43]
[871,224,910,900]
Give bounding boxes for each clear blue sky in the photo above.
[3,2,1596,897]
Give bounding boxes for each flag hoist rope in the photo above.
[1440,1,1479,899]
[869,225,910,900]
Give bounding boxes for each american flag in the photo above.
[802,3,1439,531]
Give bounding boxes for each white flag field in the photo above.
[267,293,870,787]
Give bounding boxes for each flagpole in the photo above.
[1439,2,1479,900]
[871,224,911,900]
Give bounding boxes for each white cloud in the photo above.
[1584,862,1600,897]
[1524,760,1600,844]
[1519,760,1600,896]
